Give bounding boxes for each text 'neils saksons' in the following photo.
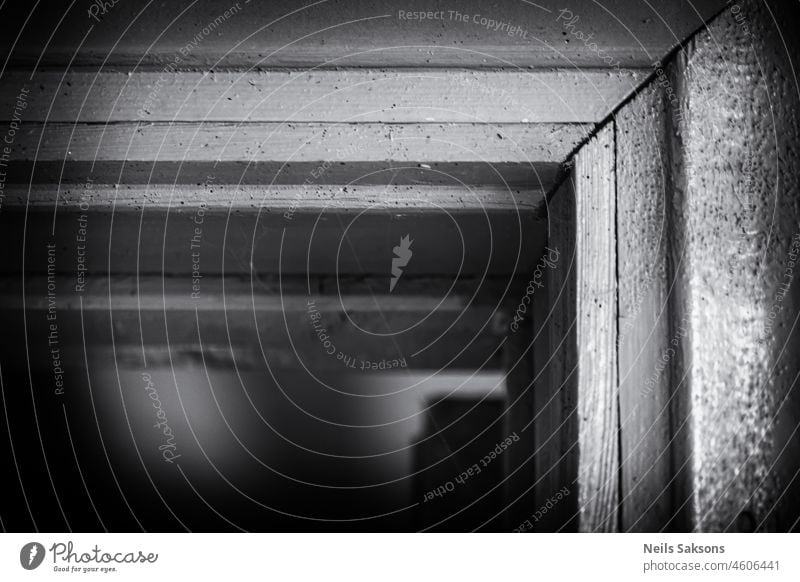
[644,543,725,554]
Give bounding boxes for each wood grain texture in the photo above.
[11,122,588,164]
[615,83,674,531]
[670,0,800,532]
[532,174,579,531]
[0,0,728,69]
[6,184,544,213]
[7,122,584,190]
[574,123,618,532]
[663,52,695,536]
[0,69,643,124]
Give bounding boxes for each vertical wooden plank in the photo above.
[616,83,675,531]
[533,176,579,531]
[665,51,695,534]
[574,124,619,532]
[670,0,800,531]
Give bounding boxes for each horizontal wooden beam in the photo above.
[0,0,728,69]
[7,122,582,188]
[0,69,642,124]
[11,121,587,164]
[7,275,511,312]
[0,205,546,277]
[8,161,554,188]
[1,275,516,370]
[4,184,544,213]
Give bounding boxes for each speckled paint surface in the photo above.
[673,0,800,531]
[616,82,676,532]
[575,125,619,532]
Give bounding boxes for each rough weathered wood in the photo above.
[0,0,728,69]
[6,184,544,213]
[616,83,674,531]
[574,123,618,532]
[0,69,642,124]
[532,174,579,531]
[663,53,695,536]
[7,161,554,188]
[668,0,800,532]
[8,122,585,190]
[11,122,587,164]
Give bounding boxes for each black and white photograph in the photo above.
[0,0,798,578]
